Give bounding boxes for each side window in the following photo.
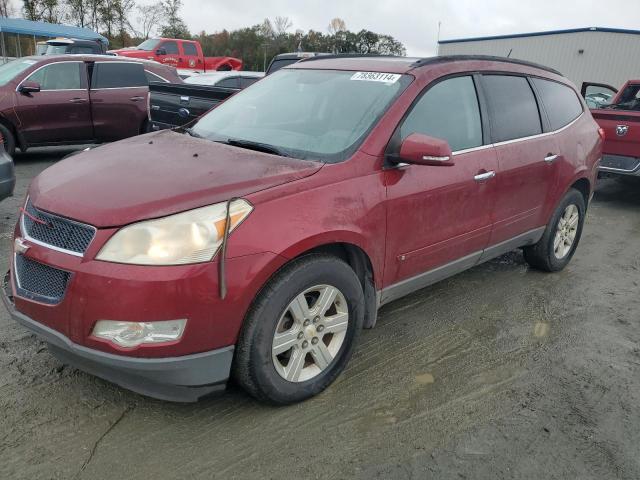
[70,46,96,54]
[239,77,259,88]
[400,75,483,152]
[482,75,542,143]
[183,42,198,56]
[216,77,239,89]
[27,62,82,90]
[532,78,583,130]
[92,63,147,88]
[145,70,167,83]
[161,41,179,55]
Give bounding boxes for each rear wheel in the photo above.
[233,254,364,405]
[0,123,16,156]
[523,188,586,272]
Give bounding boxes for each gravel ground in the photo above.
[0,148,639,480]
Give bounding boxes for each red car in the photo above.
[583,80,640,177]
[0,55,181,155]
[109,38,242,73]
[3,55,602,404]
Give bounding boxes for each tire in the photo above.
[233,254,365,405]
[0,123,16,156]
[523,188,586,272]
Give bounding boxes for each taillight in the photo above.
[598,128,606,141]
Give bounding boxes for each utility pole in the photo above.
[436,21,442,54]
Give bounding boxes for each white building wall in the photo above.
[438,30,640,90]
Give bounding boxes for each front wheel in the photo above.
[523,188,586,272]
[233,254,364,405]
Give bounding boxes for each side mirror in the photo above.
[19,81,41,94]
[156,48,167,56]
[397,133,454,166]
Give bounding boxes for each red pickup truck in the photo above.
[583,80,640,177]
[109,38,242,73]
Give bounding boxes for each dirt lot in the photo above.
[0,148,639,480]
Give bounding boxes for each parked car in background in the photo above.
[3,55,601,404]
[584,80,640,178]
[0,134,15,201]
[148,71,264,130]
[266,51,330,74]
[0,55,181,154]
[43,38,108,55]
[147,52,324,130]
[109,38,242,72]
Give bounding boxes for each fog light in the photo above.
[92,319,187,348]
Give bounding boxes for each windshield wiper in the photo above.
[178,127,203,138]
[224,138,289,157]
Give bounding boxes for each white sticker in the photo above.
[350,71,401,84]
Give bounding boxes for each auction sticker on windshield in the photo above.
[350,72,401,84]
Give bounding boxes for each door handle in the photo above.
[474,171,496,182]
[544,154,559,163]
[130,96,145,102]
[69,97,88,104]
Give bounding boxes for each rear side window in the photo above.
[532,78,583,130]
[482,75,542,143]
[399,75,483,152]
[92,63,147,88]
[183,42,198,56]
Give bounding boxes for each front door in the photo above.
[383,75,498,296]
[16,61,93,145]
[89,62,149,141]
[480,74,559,245]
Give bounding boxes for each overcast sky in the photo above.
[179,0,640,56]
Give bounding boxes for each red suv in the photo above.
[3,55,602,404]
[0,55,180,155]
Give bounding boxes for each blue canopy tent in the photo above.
[0,18,108,61]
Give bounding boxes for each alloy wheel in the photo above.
[553,204,580,259]
[272,284,349,383]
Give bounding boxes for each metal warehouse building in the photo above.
[438,27,640,91]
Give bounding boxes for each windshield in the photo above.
[192,69,411,163]
[45,45,70,55]
[604,84,640,111]
[137,39,161,51]
[0,59,38,86]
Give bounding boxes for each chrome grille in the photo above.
[14,254,70,305]
[22,199,95,255]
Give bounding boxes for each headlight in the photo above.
[96,199,253,265]
[92,319,187,348]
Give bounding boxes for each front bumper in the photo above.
[599,154,640,177]
[2,274,234,402]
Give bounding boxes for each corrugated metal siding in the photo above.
[438,31,640,90]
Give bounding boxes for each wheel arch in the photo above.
[262,238,381,329]
[0,114,24,151]
[569,176,591,207]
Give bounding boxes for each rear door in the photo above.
[481,74,558,246]
[181,41,202,70]
[89,62,149,141]
[383,75,498,296]
[16,61,93,144]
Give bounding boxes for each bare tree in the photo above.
[135,1,163,39]
[328,17,346,35]
[272,16,292,36]
[0,0,15,16]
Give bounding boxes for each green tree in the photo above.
[160,0,190,39]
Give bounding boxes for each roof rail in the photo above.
[410,55,562,76]
[298,53,402,63]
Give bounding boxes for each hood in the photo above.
[30,130,322,227]
[108,49,149,58]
